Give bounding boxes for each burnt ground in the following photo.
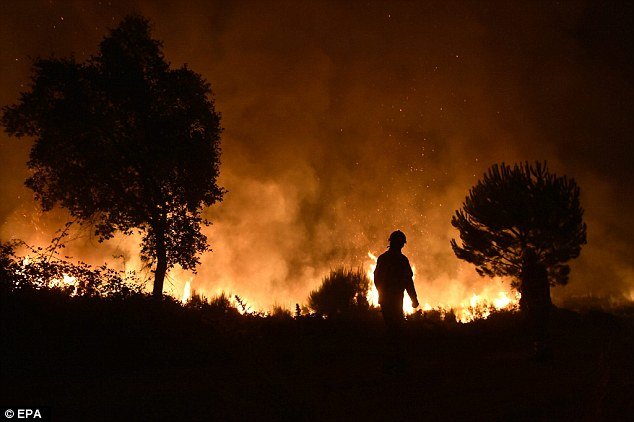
[1,290,633,421]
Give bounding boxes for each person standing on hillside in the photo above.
[374,230,420,333]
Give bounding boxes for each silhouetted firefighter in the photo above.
[374,230,420,333]
[520,248,553,360]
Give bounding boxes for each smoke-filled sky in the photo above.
[1,1,632,309]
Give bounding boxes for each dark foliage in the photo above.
[0,226,143,299]
[308,267,370,318]
[271,304,293,320]
[451,161,587,287]
[2,282,632,420]
[1,14,224,297]
[184,291,241,319]
[1,234,631,420]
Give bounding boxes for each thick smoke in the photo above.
[1,1,632,309]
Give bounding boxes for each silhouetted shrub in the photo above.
[308,267,370,318]
[209,292,236,313]
[271,304,293,320]
[184,291,240,319]
[0,237,143,298]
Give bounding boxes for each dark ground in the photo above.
[1,290,633,421]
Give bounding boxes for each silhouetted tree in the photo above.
[2,15,224,298]
[308,268,370,318]
[451,162,586,298]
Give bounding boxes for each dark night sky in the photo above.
[0,1,632,309]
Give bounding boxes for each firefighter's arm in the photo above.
[406,283,419,308]
[404,261,419,308]
[373,256,385,291]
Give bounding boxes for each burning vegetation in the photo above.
[1,5,633,420]
[1,5,632,320]
[0,14,536,323]
[0,14,629,325]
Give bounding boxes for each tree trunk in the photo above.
[518,276,528,313]
[152,228,167,299]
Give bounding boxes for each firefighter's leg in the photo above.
[381,301,407,372]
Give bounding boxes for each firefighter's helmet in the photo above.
[388,230,407,245]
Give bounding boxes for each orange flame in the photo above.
[49,273,77,295]
[181,280,192,303]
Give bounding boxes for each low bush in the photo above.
[308,267,370,318]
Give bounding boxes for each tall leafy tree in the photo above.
[2,15,224,298]
[450,162,586,290]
